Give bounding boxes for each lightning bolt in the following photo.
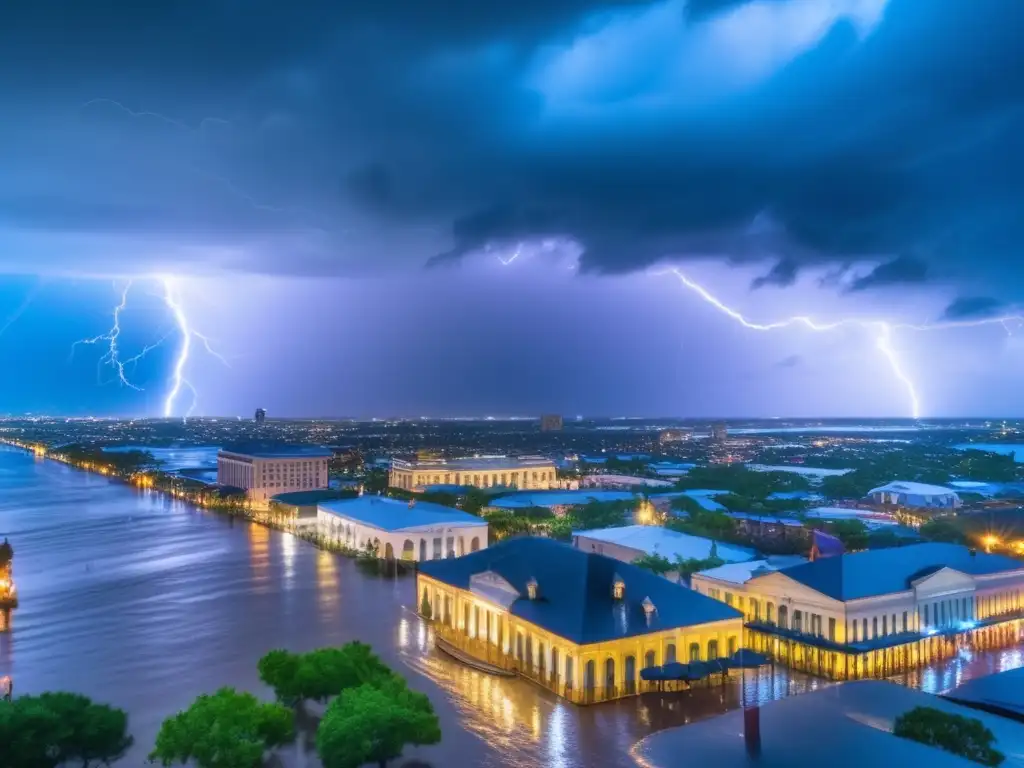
[74,278,228,419]
[666,268,1024,420]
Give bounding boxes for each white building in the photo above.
[692,543,1024,680]
[573,525,756,582]
[867,481,961,509]
[389,455,557,491]
[318,496,488,561]
[217,445,331,505]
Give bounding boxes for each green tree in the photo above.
[150,687,294,768]
[893,706,1004,766]
[420,592,433,620]
[461,488,490,516]
[632,553,674,575]
[919,518,967,544]
[826,519,870,551]
[0,693,132,768]
[866,528,903,550]
[574,500,630,530]
[316,678,441,768]
[258,643,393,707]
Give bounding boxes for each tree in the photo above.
[0,693,132,768]
[919,518,967,544]
[420,592,433,620]
[258,643,393,706]
[150,687,294,768]
[316,678,441,768]
[894,706,1004,766]
[460,488,490,516]
[632,553,674,575]
[867,528,904,550]
[574,500,630,530]
[826,519,869,551]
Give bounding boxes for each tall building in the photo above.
[217,444,332,504]
[540,414,563,432]
[389,455,558,491]
[254,408,266,424]
[711,422,728,442]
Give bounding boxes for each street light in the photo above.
[982,534,999,553]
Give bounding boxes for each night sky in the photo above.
[1,0,1023,418]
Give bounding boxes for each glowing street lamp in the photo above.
[982,534,999,553]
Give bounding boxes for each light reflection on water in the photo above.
[1,446,1023,767]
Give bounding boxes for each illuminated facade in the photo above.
[418,537,743,704]
[692,543,1024,679]
[389,456,557,492]
[318,496,487,560]
[217,444,332,505]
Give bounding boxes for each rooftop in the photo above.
[219,443,333,459]
[869,480,960,497]
[636,680,1024,768]
[392,455,555,471]
[765,543,1024,601]
[573,525,756,564]
[271,489,354,507]
[944,667,1024,722]
[318,496,487,533]
[419,537,741,644]
[694,555,809,585]
[490,489,638,509]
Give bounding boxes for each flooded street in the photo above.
[1,446,1022,767]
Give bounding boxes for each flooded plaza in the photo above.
[1,446,1022,767]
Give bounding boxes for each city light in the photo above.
[982,534,1000,552]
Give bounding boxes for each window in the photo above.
[882,615,887,636]
[728,636,738,656]
[724,593,734,607]
[828,617,836,642]
[751,600,760,621]
[923,604,929,626]
[902,612,908,632]
[862,618,867,639]
[689,643,701,662]
[766,603,775,624]
[872,617,878,638]
[665,643,676,663]
[707,639,719,659]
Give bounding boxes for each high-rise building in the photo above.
[217,444,332,504]
[254,408,266,424]
[540,414,563,432]
[712,422,728,442]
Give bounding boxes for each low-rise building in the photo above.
[317,496,488,560]
[389,455,557,492]
[692,543,1024,680]
[573,525,756,582]
[217,444,332,505]
[418,537,743,704]
[658,428,693,444]
[269,489,355,530]
[868,481,961,509]
[540,414,563,432]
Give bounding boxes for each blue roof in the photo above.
[773,543,1024,601]
[318,496,486,533]
[419,537,742,644]
[220,443,333,459]
[489,490,639,509]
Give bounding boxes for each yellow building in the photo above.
[692,543,1024,680]
[418,537,743,704]
[390,455,557,492]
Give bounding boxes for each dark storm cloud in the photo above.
[1,0,1023,296]
[846,256,929,293]
[941,296,1007,321]
[751,259,799,290]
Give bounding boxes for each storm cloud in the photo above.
[0,0,1022,299]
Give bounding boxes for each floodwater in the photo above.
[1,447,1022,767]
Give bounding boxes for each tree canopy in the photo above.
[258,642,392,706]
[893,706,1004,766]
[149,687,294,768]
[919,518,967,545]
[0,692,133,768]
[316,677,441,768]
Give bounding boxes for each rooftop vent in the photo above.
[642,596,656,625]
[526,577,538,600]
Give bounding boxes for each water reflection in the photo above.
[2,446,1023,768]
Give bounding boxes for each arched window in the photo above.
[707,639,719,659]
[778,605,788,629]
[766,602,775,624]
[604,658,616,691]
[728,636,738,656]
[644,650,656,669]
[689,642,701,662]
[471,536,481,552]
[565,657,574,688]
[665,643,677,663]
[792,610,803,634]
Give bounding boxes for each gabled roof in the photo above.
[420,537,741,644]
[765,543,1023,601]
[318,496,486,533]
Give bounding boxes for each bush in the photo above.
[893,706,1004,766]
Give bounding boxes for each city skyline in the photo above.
[2,0,1023,417]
